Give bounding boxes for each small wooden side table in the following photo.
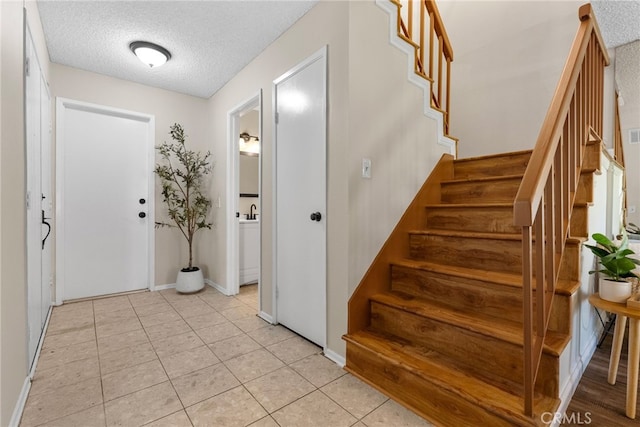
[588,293,640,419]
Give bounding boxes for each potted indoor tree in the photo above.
[585,232,640,303]
[155,123,212,293]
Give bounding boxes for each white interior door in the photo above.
[57,99,154,301]
[25,27,44,365]
[274,47,327,347]
[40,76,53,321]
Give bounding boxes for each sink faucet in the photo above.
[250,204,257,220]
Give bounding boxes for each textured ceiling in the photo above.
[615,41,640,130]
[37,0,319,99]
[37,1,639,101]
[591,0,640,135]
[592,0,640,49]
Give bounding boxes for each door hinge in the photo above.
[275,112,279,124]
[26,191,31,210]
[275,287,279,299]
[25,57,30,77]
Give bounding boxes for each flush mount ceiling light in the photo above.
[130,41,171,68]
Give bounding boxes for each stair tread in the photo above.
[371,290,569,356]
[442,174,523,185]
[425,202,513,209]
[410,228,522,240]
[392,258,579,296]
[454,150,532,164]
[344,329,559,424]
[410,228,586,245]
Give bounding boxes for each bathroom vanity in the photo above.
[239,219,259,285]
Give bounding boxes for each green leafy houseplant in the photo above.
[584,232,640,282]
[155,123,212,270]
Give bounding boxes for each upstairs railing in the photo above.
[614,93,625,166]
[513,4,609,417]
[390,0,453,135]
[614,92,628,221]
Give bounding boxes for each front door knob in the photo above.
[139,212,146,218]
[310,212,321,222]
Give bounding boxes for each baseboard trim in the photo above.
[153,283,176,291]
[28,305,53,379]
[9,377,31,427]
[324,348,346,368]
[375,0,456,156]
[9,307,52,427]
[258,311,274,324]
[205,279,232,296]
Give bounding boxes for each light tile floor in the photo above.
[20,285,433,427]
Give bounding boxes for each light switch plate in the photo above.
[362,158,372,179]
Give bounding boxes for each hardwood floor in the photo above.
[565,324,638,426]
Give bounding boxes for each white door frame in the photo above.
[225,91,262,303]
[55,98,156,304]
[272,46,328,347]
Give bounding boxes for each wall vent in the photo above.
[630,128,640,145]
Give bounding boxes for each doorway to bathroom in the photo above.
[226,91,262,314]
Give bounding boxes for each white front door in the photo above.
[56,99,154,301]
[274,47,327,347]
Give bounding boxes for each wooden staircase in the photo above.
[344,145,601,426]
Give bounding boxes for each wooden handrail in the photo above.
[391,0,454,136]
[513,3,610,417]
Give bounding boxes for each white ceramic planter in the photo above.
[176,267,204,294]
[599,278,632,303]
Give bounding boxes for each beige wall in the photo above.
[439,1,583,158]
[206,0,448,358]
[347,1,449,291]
[616,41,640,225]
[1,2,28,424]
[50,64,210,285]
[204,0,350,355]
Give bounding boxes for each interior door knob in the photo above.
[310,212,321,222]
[139,212,146,218]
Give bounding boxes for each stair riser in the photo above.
[426,206,520,234]
[583,141,601,172]
[370,302,559,397]
[345,342,520,427]
[570,205,588,238]
[391,265,572,332]
[454,153,530,180]
[409,234,527,274]
[559,243,580,281]
[441,178,521,204]
[576,172,594,204]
